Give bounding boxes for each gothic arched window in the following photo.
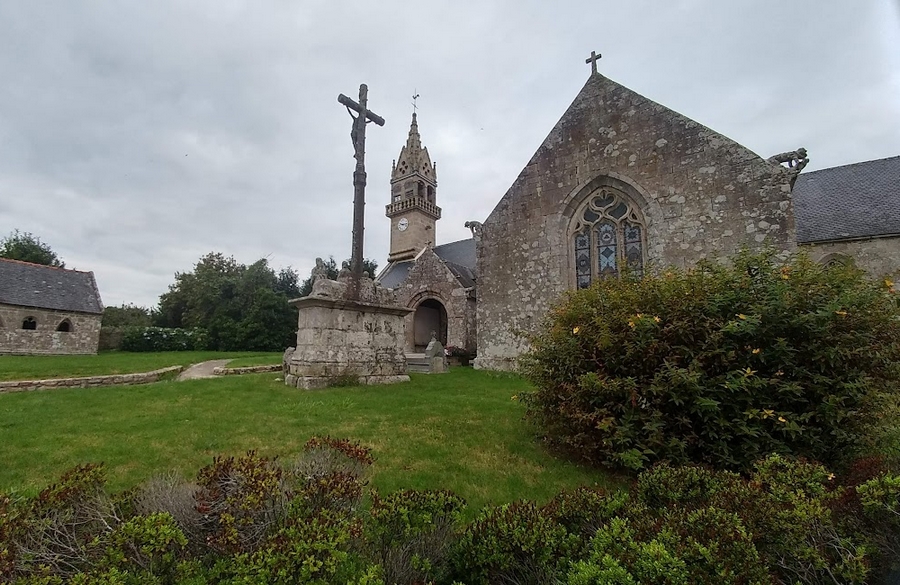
[22,317,37,330]
[571,187,646,288]
[56,319,72,332]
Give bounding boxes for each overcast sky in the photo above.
[1,1,898,308]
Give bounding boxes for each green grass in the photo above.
[0,369,617,514]
[0,351,279,381]
[224,353,283,368]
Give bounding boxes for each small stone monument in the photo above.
[285,84,413,389]
[424,332,448,374]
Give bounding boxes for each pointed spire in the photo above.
[391,111,436,183]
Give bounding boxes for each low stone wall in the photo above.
[0,365,183,394]
[212,364,281,376]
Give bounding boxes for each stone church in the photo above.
[376,62,900,370]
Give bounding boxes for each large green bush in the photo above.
[521,250,900,471]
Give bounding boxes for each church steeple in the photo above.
[386,112,441,263]
[391,113,438,183]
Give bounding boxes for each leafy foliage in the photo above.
[0,230,65,267]
[366,489,466,585]
[154,253,300,351]
[297,256,379,297]
[120,326,209,352]
[101,305,153,328]
[2,451,898,584]
[522,249,900,471]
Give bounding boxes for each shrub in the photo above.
[194,451,288,554]
[521,249,900,471]
[4,464,120,579]
[452,501,573,585]
[224,509,368,585]
[120,326,210,352]
[543,486,628,553]
[366,489,466,585]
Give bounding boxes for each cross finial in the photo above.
[585,51,601,74]
[412,90,420,114]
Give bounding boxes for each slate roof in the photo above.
[377,238,478,290]
[378,261,413,289]
[434,238,476,269]
[0,259,103,314]
[793,155,900,243]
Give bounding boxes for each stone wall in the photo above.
[805,237,900,278]
[475,73,795,371]
[391,247,476,352]
[0,365,182,394]
[0,303,102,355]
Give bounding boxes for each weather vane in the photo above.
[412,90,420,114]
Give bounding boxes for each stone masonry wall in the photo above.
[805,237,900,278]
[475,73,795,370]
[0,366,182,394]
[0,303,102,355]
[391,247,475,352]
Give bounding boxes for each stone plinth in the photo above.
[285,295,413,389]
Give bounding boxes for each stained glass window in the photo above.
[575,229,592,289]
[570,186,646,287]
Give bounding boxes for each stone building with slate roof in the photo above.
[377,66,898,369]
[0,259,103,355]
[794,156,900,277]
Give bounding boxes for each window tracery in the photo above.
[570,187,646,287]
[22,316,37,330]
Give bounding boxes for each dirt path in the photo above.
[176,359,231,381]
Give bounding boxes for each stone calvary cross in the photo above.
[338,84,385,294]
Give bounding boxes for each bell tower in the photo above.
[385,112,441,262]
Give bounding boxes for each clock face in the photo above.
[397,218,409,231]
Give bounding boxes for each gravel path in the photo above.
[176,359,231,381]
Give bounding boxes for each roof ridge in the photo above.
[0,257,89,274]
[801,154,900,177]
[434,237,475,249]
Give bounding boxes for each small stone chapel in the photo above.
[376,56,900,370]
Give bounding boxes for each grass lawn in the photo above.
[224,353,283,368]
[0,351,279,381]
[0,368,617,514]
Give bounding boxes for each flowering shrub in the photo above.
[521,249,900,471]
[120,326,210,352]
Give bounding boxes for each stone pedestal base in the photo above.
[285,296,413,390]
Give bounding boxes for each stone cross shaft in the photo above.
[585,50,601,74]
[338,84,385,293]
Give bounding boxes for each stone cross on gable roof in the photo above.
[585,50,601,74]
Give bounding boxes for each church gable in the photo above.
[475,69,796,370]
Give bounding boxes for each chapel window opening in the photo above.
[571,187,646,288]
[56,319,72,332]
[22,317,37,330]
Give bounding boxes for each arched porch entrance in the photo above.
[412,298,447,352]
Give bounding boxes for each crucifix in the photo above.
[338,84,385,293]
[412,90,420,113]
[585,50,601,74]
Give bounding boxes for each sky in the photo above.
[1,0,899,308]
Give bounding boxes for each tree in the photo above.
[102,304,153,327]
[298,257,379,297]
[0,230,65,267]
[154,253,300,351]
